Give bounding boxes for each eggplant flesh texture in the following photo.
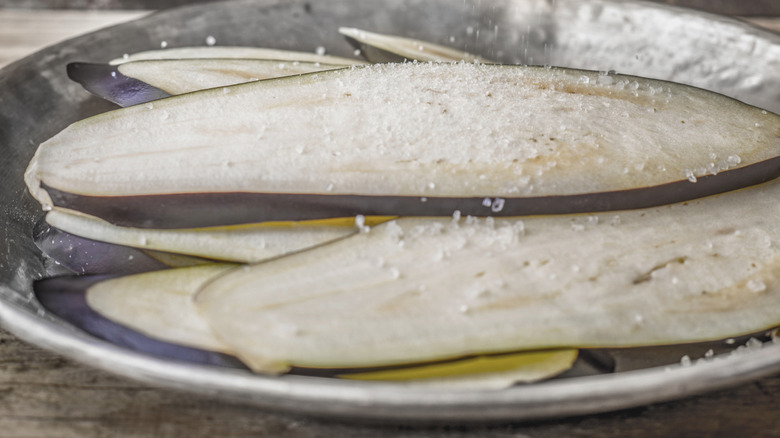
[84,264,577,386]
[339,27,491,64]
[45,208,360,263]
[117,59,350,95]
[196,177,780,372]
[109,46,365,66]
[27,63,780,228]
[85,264,235,353]
[68,60,350,107]
[34,275,247,369]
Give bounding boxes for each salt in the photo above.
[746,279,767,293]
[491,198,506,213]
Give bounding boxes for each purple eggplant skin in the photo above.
[34,275,248,369]
[67,62,171,107]
[33,217,169,275]
[43,154,780,229]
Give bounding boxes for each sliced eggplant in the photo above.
[338,349,577,390]
[339,27,490,64]
[85,264,235,353]
[34,274,246,368]
[68,59,349,107]
[45,208,362,263]
[82,264,577,385]
[195,178,780,372]
[109,46,364,66]
[27,63,780,228]
[34,216,168,275]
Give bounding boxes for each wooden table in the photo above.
[2,4,780,437]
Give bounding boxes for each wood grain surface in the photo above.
[2,5,780,438]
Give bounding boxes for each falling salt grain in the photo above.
[482,198,492,208]
[680,355,692,367]
[122,53,129,60]
[205,35,216,46]
[110,71,117,78]
[452,210,462,221]
[315,46,326,56]
[420,197,428,203]
[725,338,736,345]
[704,349,714,359]
[353,49,362,56]
[160,41,168,49]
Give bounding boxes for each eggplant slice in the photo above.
[195,177,780,372]
[69,59,350,107]
[27,63,780,229]
[85,264,235,353]
[81,265,578,386]
[34,216,170,275]
[339,27,491,63]
[109,46,365,66]
[45,208,363,263]
[34,274,246,368]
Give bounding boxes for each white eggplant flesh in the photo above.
[196,178,780,372]
[109,46,365,66]
[86,264,576,384]
[116,58,351,95]
[87,264,235,353]
[46,208,359,263]
[26,63,780,229]
[338,27,491,63]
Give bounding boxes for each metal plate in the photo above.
[1,0,780,423]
